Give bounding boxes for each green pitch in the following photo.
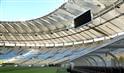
[0,67,68,73]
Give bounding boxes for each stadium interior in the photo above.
[0,0,124,73]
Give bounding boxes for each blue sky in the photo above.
[0,0,66,21]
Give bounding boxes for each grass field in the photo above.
[0,67,68,73]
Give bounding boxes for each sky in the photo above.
[0,0,66,21]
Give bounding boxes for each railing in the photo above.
[68,66,124,73]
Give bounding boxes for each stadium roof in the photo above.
[0,0,124,47]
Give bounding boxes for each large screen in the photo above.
[74,10,92,28]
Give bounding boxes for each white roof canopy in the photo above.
[0,0,124,47]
